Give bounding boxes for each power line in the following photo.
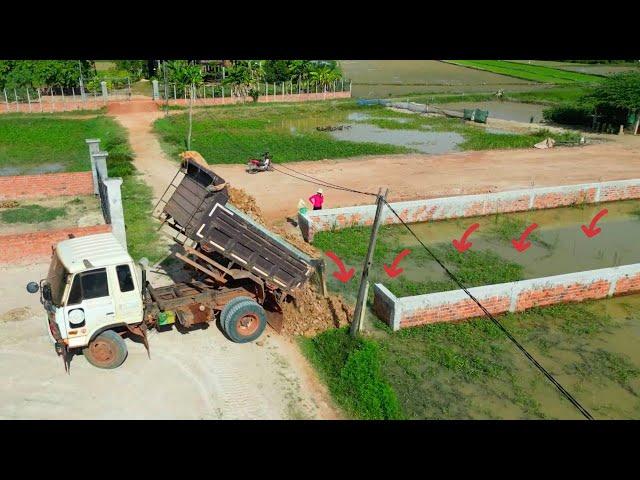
[271,164,377,197]
[381,198,594,420]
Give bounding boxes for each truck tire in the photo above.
[222,299,267,344]
[82,330,128,369]
[220,295,253,327]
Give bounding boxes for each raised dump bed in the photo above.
[159,155,316,292]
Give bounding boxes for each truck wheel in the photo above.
[223,299,267,343]
[82,330,128,369]
[220,295,253,327]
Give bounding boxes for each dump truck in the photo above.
[26,152,321,370]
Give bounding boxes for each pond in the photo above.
[436,100,546,123]
[318,199,640,299]
[0,162,65,176]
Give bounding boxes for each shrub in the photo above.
[542,104,593,126]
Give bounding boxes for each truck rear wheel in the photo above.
[82,330,128,369]
[222,299,267,343]
[220,296,253,327]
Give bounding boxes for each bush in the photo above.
[542,104,593,126]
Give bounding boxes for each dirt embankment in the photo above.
[227,186,353,336]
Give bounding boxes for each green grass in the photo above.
[0,204,66,223]
[305,300,640,419]
[299,328,403,419]
[447,60,604,84]
[487,214,554,250]
[153,100,411,163]
[0,114,122,174]
[100,118,166,264]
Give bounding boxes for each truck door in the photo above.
[64,268,115,335]
[112,264,143,324]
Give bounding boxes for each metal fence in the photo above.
[156,78,352,102]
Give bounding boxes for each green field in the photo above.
[153,100,411,163]
[447,60,603,84]
[0,113,119,174]
[402,85,594,106]
[153,101,580,164]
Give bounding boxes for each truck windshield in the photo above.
[47,254,68,307]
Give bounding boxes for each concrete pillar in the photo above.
[92,150,109,182]
[100,81,108,101]
[85,138,101,194]
[152,79,159,100]
[104,177,127,249]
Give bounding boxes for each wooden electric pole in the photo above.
[350,188,388,337]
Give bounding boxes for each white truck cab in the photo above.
[28,233,144,369]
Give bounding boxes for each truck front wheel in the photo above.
[222,299,267,343]
[82,330,128,369]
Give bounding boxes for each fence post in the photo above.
[51,89,55,112]
[127,77,131,100]
[93,90,97,109]
[38,88,43,112]
[72,87,76,108]
[315,82,318,95]
[152,79,159,100]
[222,86,225,100]
[85,138,101,194]
[14,89,19,112]
[27,88,32,112]
[281,81,284,97]
[104,177,127,249]
[61,87,65,110]
[349,81,352,96]
[92,150,109,185]
[4,89,8,113]
[100,81,108,104]
[341,79,344,92]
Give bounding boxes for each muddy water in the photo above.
[340,60,546,98]
[330,123,464,154]
[436,100,546,123]
[392,200,640,283]
[0,162,65,176]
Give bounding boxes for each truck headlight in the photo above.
[68,309,86,327]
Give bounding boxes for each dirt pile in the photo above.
[227,185,320,258]
[281,283,353,337]
[0,200,19,209]
[227,185,349,336]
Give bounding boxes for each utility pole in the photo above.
[163,60,169,115]
[350,188,388,337]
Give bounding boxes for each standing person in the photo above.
[309,188,324,211]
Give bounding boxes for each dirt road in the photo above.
[213,140,640,223]
[0,99,341,420]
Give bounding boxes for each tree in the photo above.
[114,60,148,80]
[167,61,204,149]
[0,60,94,91]
[222,60,263,101]
[309,65,340,92]
[588,71,640,133]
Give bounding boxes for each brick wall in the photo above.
[0,224,112,265]
[299,179,640,242]
[0,172,94,200]
[373,263,640,331]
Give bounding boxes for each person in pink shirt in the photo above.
[309,188,324,210]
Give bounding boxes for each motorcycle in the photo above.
[246,153,274,174]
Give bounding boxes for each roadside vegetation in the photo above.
[446,60,603,84]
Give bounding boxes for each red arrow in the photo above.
[383,249,411,278]
[511,223,538,253]
[581,208,608,238]
[452,223,480,253]
[325,251,355,283]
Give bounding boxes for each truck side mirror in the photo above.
[26,281,40,294]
